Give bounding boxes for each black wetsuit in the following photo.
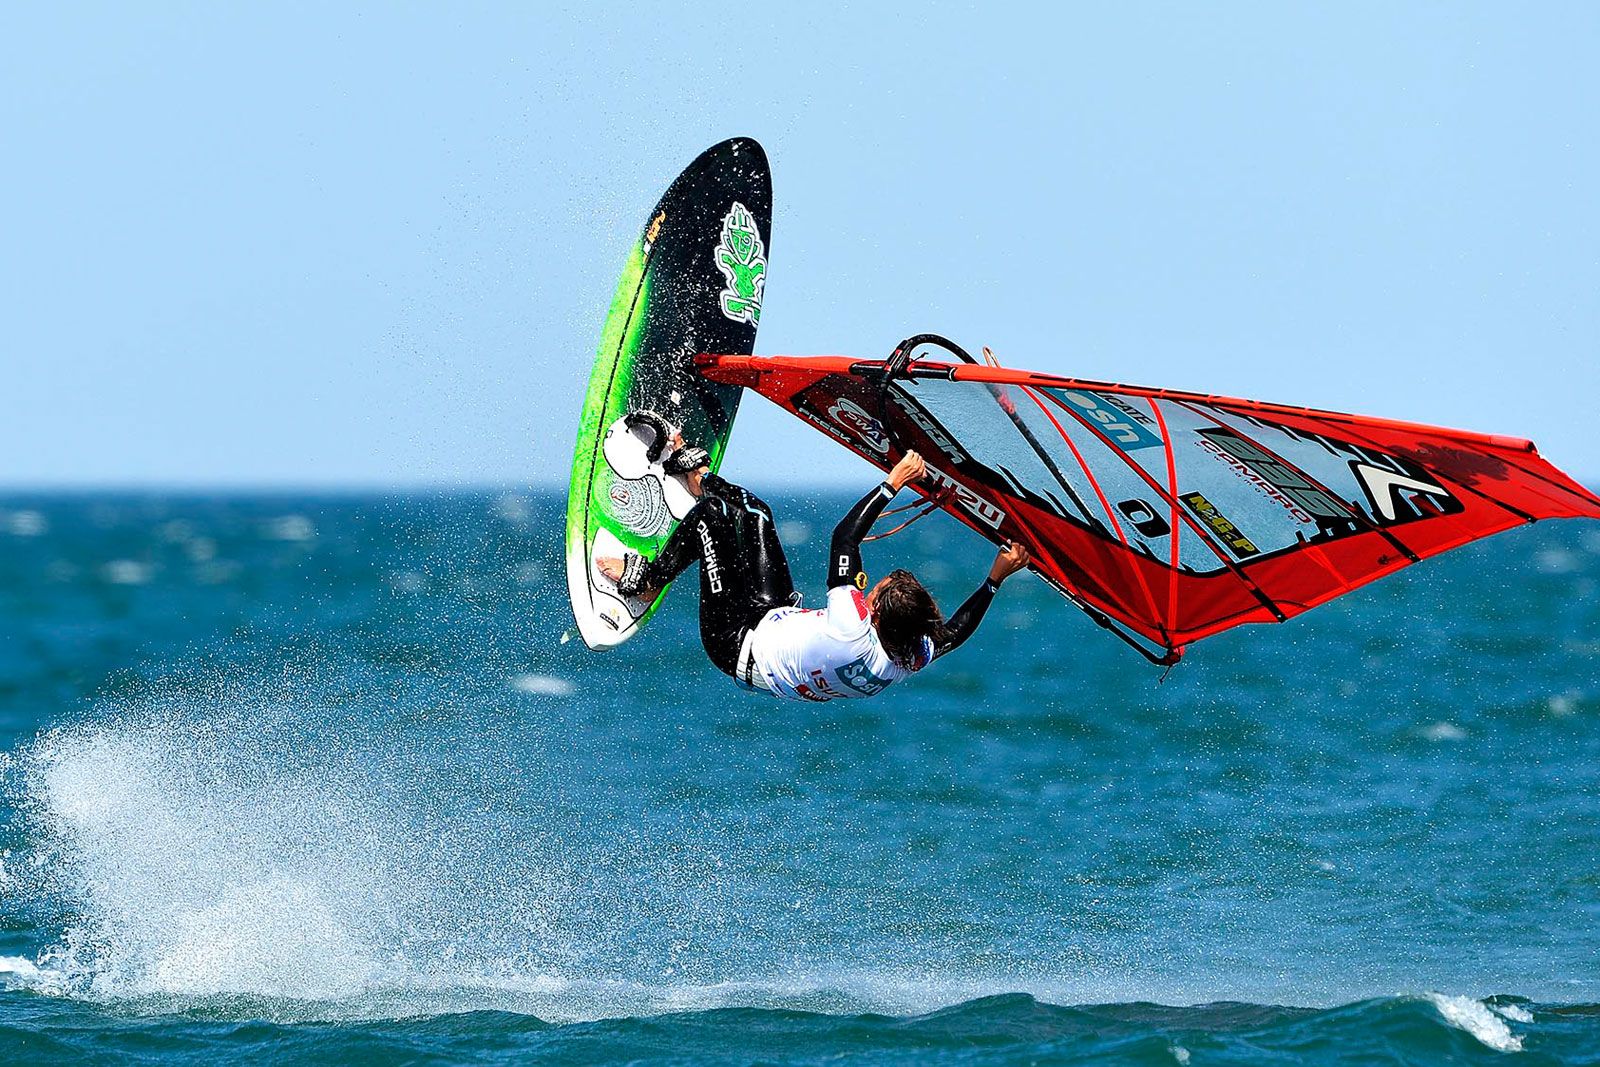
[631,474,797,676]
[634,477,998,677]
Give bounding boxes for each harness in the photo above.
[735,628,773,693]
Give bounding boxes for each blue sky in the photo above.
[5,3,1597,487]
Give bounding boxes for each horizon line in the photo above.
[3,474,1598,496]
[0,479,903,496]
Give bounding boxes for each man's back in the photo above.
[749,586,910,702]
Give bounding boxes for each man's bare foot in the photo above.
[597,555,659,598]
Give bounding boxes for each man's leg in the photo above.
[610,476,776,677]
[686,494,764,676]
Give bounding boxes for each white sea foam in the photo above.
[263,515,317,542]
[1427,993,1523,1053]
[6,679,1553,1028]
[1420,721,1467,742]
[0,954,74,997]
[776,520,811,545]
[3,725,1143,1022]
[3,510,48,536]
[6,698,577,1010]
[493,494,533,524]
[511,674,575,697]
[101,560,153,586]
[1490,1001,1534,1024]
[1534,548,1580,575]
[387,570,428,594]
[26,726,383,999]
[0,956,44,983]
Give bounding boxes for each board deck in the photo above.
[566,138,772,649]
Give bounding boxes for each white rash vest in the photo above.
[747,585,913,701]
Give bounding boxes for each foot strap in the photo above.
[622,410,675,463]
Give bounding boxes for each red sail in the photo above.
[700,343,1600,663]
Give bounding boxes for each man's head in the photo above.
[866,569,944,671]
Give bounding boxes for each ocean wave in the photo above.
[1428,993,1523,1052]
[0,933,1558,1056]
[0,684,1579,1034]
[0,982,1566,1065]
[3,691,576,1014]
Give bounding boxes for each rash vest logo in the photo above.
[715,202,766,324]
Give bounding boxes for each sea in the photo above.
[1,489,1597,1065]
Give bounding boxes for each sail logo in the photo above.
[827,397,892,455]
[714,201,766,324]
[889,392,967,463]
[1050,390,1164,451]
[1350,461,1455,522]
[1180,492,1259,559]
[924,463,1006,530]
[1197,428,1363,538]
[1116,497,1171,539]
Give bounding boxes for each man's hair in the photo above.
[871,569,945,670]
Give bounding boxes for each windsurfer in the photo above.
[597,417,1030,700]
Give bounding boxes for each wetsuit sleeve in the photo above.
[627,499,712,592]
[828,481,895,590]
[931,579,1000,660]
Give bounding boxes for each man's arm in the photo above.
[828,483,892,590]
[599,499,713,596]
[932,541,1031,660]
[828,452,927,589]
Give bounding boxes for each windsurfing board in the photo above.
[566,137,771,649]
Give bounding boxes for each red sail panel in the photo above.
[700,353,1600,658]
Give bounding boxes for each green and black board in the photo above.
[566,138,771,649]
